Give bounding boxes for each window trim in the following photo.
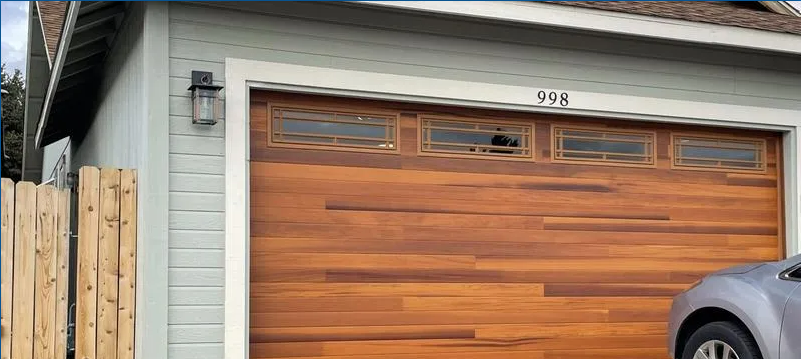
[550,125,657,168]
[417,114,536,162]
[670,133,768,174]
[266,102,401,155]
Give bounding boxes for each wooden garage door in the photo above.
[249,91,783,359]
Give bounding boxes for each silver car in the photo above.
[668,254,801,359]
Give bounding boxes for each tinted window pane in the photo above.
[680,146,757,161]
[430,130,524,148]
[271,108,397,151]
[561,138,646,154]
[673,136,764,171]
[421,118,532,159]
[282,119,387,139]
[553,127,654,165]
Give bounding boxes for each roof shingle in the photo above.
[36,1,68,64]
[547,1,801,36]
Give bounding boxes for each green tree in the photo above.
[2,64,25,181]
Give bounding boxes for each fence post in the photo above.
[1,178,15,359]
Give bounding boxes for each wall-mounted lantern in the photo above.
[188,71,223,125]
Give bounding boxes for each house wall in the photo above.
[166,2,801,358]
[69,3,145,171]
[38,3,146,181]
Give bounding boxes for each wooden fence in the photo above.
[1,166,137,359]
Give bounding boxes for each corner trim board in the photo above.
[223,57,801,359]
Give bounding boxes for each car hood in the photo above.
[710,263,765,276]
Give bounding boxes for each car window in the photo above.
[792,267,801,280]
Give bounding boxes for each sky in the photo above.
[0,1,799,75]
[1,1,28,74]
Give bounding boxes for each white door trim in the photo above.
[223,57,801,359]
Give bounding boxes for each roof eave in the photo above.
[357,1,801,55]
[33,1,79,149]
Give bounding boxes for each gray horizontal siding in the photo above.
[166,2,801,357]
[71,3,145,171]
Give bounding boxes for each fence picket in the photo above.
[34,186,58,358]
[11,182,36,359]
[117,170,137,359]
[2,167,136,359]
[97,169,121,359]
[1,179,15,359]
[54,189,71,359]
[76,167,101,359]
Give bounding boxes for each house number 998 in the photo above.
[537,91,569,107]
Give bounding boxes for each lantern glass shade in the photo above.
[192,87,220,125]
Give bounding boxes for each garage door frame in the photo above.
[223,57,801,359]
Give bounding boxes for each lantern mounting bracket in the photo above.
[187,71,223,92]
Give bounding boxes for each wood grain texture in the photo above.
[248,90,781,359]
[97,169,121,359]
[33,186,58,359]
[117,169,137,359]
[0,179,14,359]
[55,189,71,359]
[11,182,36,359]
[77,167,101,359]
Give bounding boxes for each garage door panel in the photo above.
[726,173,779,187]
[254,253,477,270]
[252,225,775,247]
[252,162,776,199]
[251,325,476,343]
[475,322,667,338]
[249,90,781,359]
[250,297,404,313]
[251,146,404,170]
[475,257,745,272]
[253,146,729,186]
[249,268,327,283]
[250,335,668,358]
[251,309,611,328]
[252,208,545,230]
[251,193,777,224]
[401,297,672,312]
[542,217,777,235]
[251,283,545,298]
[250,239,776,261]
[256,348,666,359]
[542,283,688,297]
[251,178,777,210]
[250,322,666,344]
[320,268,698,284]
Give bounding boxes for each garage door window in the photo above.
[419,116,533,160]
[269,105,399,153]
[552,126,655,167]
[672,135,766,172]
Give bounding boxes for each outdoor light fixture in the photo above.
[188,71,223,125]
